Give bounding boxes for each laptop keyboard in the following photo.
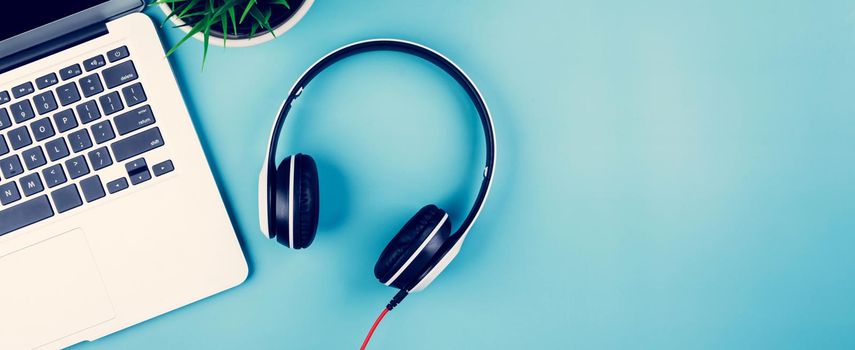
[0,46,174,237]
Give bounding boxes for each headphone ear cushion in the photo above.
[273,154,319,249]
[293,154,319,249]
[374,205,451,287]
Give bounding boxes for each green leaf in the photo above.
[228,7,238,36]
[165,14,209,57]
[176,11,210,17]
[177,0,201,18]
[271,0,290,10]
[264,7,277,37]
[159,1,186,27]
[249,21,259,39]
[221,10,228,46]
[248,6,273,36]
[202,18,211,69]
[239,0,257,24]
[209,2,235,18]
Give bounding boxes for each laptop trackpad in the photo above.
[0,229,115,349]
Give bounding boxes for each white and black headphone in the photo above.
[257,39,496,302]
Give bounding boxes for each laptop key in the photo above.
[45,138,70,162]
[65,155,90,180]
[33,91,58,115]
[34,91,58,115]
[80,176,105,203]
[8,126,32,150]
[0,155,23,178]
[12,82,34,98]
[107,46,130,62]
[103,60,138,89]
[0,182,21,205]
[0,108,10,130]
[84,55,106,71]
[107,178,129,194]
[19,173,44,197]
[0,91,9,105]
[21,146,47,170]
[98,91,123,115]
[112,127,164,162]
[114,105,155,135]
[153,160,174,177]
[125,157,146,173]
[60,64,83,80]
[91,120,115,144]
[10,100,35,123]
[42,164,67,188]
[0,195,53,237]
[121,83,147,107]
[36,73,59,90]
[88,147,113,171]
[68,129,93,153]
[76,100,101,124]
[130,168,151,185]
[31,117,55,141]
[0,135,8,156]
[56,82,81,106]
[53,109,78,133]
[51,184,82,213]
[79,74,103,97]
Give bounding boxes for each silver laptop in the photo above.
[0,1,248,348]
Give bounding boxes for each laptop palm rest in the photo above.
[0,229,115,349]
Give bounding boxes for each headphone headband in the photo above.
[260,38,496,251]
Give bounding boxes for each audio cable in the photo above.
[359,290,409,350]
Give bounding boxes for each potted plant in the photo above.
[156,0,313,63]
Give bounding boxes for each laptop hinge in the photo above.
[0,23,108,75]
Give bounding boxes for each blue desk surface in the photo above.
[75,1,855,348]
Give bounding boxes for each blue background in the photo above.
[76,0,855,349]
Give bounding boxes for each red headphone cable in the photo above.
[359,290,409,350]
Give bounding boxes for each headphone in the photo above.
[258,39,496,294]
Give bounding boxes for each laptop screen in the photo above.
[0,1,110,42]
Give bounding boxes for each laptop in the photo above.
[0,1,248,348]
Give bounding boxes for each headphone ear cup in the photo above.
[375,205,451,290]
[273,154,320,249]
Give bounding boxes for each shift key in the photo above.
[115,105,156,135]
[111,127,165,162]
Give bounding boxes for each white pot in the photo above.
[159,0,313,48]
